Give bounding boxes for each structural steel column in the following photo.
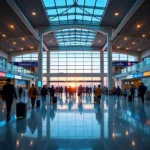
[107,34,113,92]
[47,51,50,87]
[100,51,104,86]
[38,34,43,85]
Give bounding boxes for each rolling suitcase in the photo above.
[52,96,57,104]
[36,100,40,107]
[128,95,132,102]
[16,102,27,119]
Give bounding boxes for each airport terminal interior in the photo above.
[0,0,150,149]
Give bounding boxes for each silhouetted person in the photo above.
[130,84,135,101]
[28,84,38,108]
[2,78,17,121]
[41,85,47,104]
[116,86,121,98]
[18,86,23,100]
[50,85,55,103]
[138,83,147,104]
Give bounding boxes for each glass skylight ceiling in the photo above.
[43,0,108,25]
[55,28,96,46]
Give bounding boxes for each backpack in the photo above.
[32,88,37,95]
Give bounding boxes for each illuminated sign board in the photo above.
[143,71,150,77]
[133,73,143,78]
[15,75,22,79]
[0,72,6,77]
[6,73,14,78]
[112,61,139,67]
[38,80,42,88]
[126,75,133,79]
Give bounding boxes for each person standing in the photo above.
[2,78,17,120]
[28,84,38,108]
[95,85,102,103]
[138,83,147,104]
[50,85,55,103]
[130,84,135,101]
[41,85,47,104]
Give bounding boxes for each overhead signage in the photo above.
[0,72,6,77]
[11,62,38,67]
[38,80,42,88]
[6,73,15,78]
[126,75,133,79]
[143,71,150,77]
[15,75,22,79]
[133,72,143,78]
[112,61,139,67]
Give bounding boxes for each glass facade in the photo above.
[0,56,7,68]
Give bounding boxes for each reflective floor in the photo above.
[0,94,150,150]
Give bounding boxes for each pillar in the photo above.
[100,51,104,86]
[107,34,113,92]
[38,34,43,87]
[47,51,50,87]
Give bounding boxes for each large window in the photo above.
[13,52,47,73]
[0,56,7,68]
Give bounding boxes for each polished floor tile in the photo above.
[0,94,150,150]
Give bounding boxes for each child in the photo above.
[124,89,127,100]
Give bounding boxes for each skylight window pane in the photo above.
[57,8,67,14]
[50,16,59,21]
[47,9,57,15]
[92,17,100,22]
[94,9,103,15]
[76,7,83,14]
[43,0,55,7]
[68,15,75,20]
[68,7,75,13]
[66,0,74,5]
[86,0,96,6]
[96,0,108,7]
[59,16,68,21]
[56,0,66,6]
[78,0,84,5]
[84,8,94,14]
[83,16,92,21]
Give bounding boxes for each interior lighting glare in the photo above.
[117,46,120,49]
[132,42,135,45]
[16,140,20,146]
[126,131,129,136]
[112,133,115,138]
[132,141,135,146]
[2,34,6,37]
[124,37,127,40]
[30,141,33,145]
[32,12,36,16]
[114,12,119,16]
[10,25,14,29]
[126,48,129,50]
[22,37,25,41]
[50,40,52,43]
[21,48,24,50]
[136,24,141,28]
[98,40,101,43]
[30,46,34,49]
[13,42,16,45]
[142,34,146,37]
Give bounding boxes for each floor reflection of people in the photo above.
[78,102,83,114]
[50,104,57,120]
[41,105,47,120]
[28,110,37,134]
[95,104,103,124]
[16,118,27,134]
[68,100,73,111]
[1,124,16,150]
[116,99,121,110]
[139,105,147,124]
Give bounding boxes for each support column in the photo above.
[47,51,50,87]
[100,51,104,86]
[107,34,113,92]
[38,34,43,86]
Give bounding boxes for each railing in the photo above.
[121,59,150,74]
[0,63,34,74]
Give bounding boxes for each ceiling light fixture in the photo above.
[117,46,120,49]
[30,46,34,49]
[138,49,141,51]
[136,24,141,28]
[142,34,146,37]
[32,12,36,16]
[126,48,129,50]
[50,40,52,43]
[124,37,127,40]
[98,40,101,43]
[10,49,12,51]
[13,42,16,45]
[22,37,25,41]
[10,25,14,29]
[2,34,6,37]
[114,12,119,16]
[132,42,135,45]
[21,48,24,50]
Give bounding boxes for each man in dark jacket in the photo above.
[138,83,147,103]
[41,85,47,104]
[2,78,17,120]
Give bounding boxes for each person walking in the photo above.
[2,78,17,121]
[138,83,147,104]
[18,86,23,100]
[41,85,47,104]
[130,84,135,101]
[116,86,121,98]
[28,84,38,108]
[50,85,55,103]
[95,85,102,103]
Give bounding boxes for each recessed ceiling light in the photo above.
[117,46,120,49]
[136,24,141,28]
[13,42,16,45]
[2,34,6,37]
[50,40,52,43]
[124,37,127,40]
[10,49,12,51]
[22,37,25,41]
[132,42,135,45]
[126,48,129,50]
[98,40,101,43]
[21,48,24,50]
[32,12,36,16]
[138,49,141,51]
[30,46,34,49]
[10,25,14,29]
[142,34,146,37]
[114,12,119,16]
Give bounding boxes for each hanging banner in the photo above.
[133,72,143,78]
[112,61,139,67]
[11,62,38,67]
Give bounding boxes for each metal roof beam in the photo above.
[6,0,40,41]
[110,0,146,41]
